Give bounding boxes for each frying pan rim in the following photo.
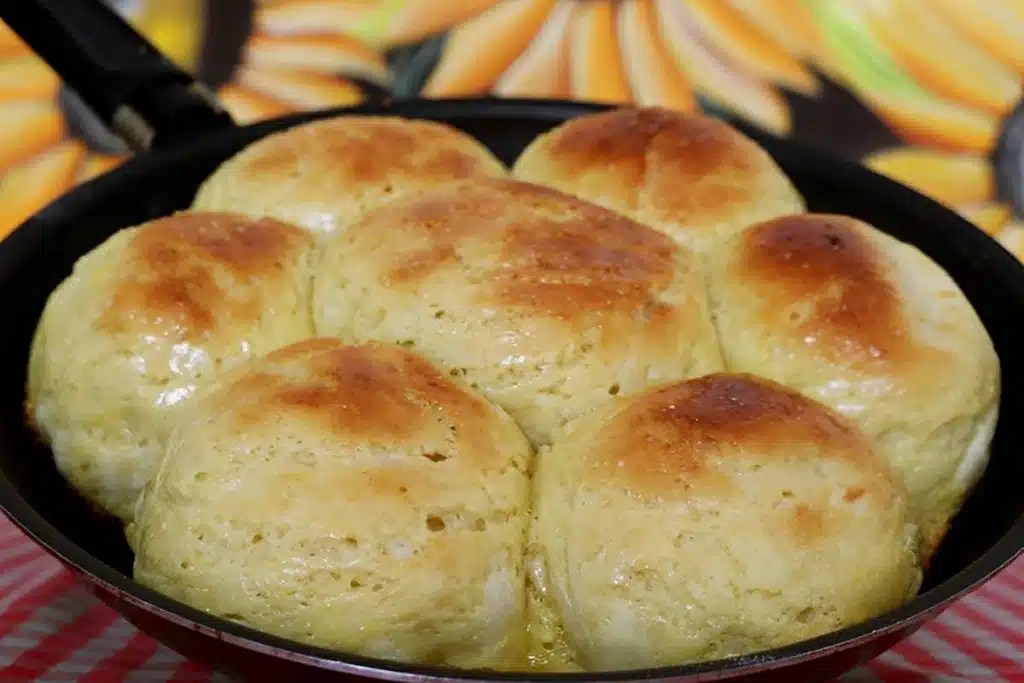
[0,96,1022,682]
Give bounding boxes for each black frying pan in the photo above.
[0,2,1022,682]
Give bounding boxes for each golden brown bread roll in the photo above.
[191,116,507,237]
[131,339,533,670]
[512,106,805,252]
[705,214,1000,560]
[530,373,922,671]
[26,212,316,522]
[312,177,724,446]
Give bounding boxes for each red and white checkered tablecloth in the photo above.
[0,518,1020,682]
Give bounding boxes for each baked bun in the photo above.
[131,339,533,670]
[706,214,1000,560]
[312,177,724,446]
[191,116,507,237]
[512,107,805,252]
[530,373,922,671]
[26,212,316,521]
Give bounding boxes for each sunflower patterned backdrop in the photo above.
[2,0,1024,260]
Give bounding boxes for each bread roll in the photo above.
[191,116,507,237]
[131,339,533,670]
[530,373,922,671]
[706,214,1000,560]
[312,177,724,446]
[26,212,316,521]
[512,107,805,252]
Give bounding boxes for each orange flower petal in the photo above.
[683,0,818,95]
[932,0,1024,73]
[569,0,632,105]
[255,1,376,38]
[422,0,557,97]
[0,22,31,57]
[0,100,65,170]
[0,56,60,101]
[236,67,364,109]
[655,0,790,134]
[617,0,697,112]
[494,0,575,99]
[725,0,825,61]
[78,154,126,183]
[864,0,1019,116]
[0,142,86,240]
[243,33,391,86]
[217,84,295,125]
[862,91,999,154]
[386,0,504,47]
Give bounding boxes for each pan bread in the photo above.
[25,109,1000,672]
[191,115,507,237]
[312,176,724,446]
[512,106,805,252]
[530,373,922,670]
[26,211,316,522]
[131,339,533,670]
[705,213,1000,560]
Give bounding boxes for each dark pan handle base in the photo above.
[0,0,235,152]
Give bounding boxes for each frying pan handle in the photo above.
[0,0,235,153]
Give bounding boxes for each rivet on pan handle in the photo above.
[0,0,236,153]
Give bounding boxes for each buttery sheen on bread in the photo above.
[705,214,1000,559]
[131,339,533,670]
[513,107,805,252]
[191,115,507,236]
[530,374,922,671]
[26,211,316,521]
[312,177,724,446]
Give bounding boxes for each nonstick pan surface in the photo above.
[0,3,1022,683]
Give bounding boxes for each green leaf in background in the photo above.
[344,0,407,48]
[808,0,928,100]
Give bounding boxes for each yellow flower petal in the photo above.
[863,147,994,206]
[957,203,1012,236]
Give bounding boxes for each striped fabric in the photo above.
[0,518,1020,682]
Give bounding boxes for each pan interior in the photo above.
[0,100,1021,679]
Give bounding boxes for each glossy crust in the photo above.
[530,373,922,671]
[312,177,724,446]
[25,211,317,521]
[706,214,1000,560]
[131,340,533,670]
[191,116,508,237]
[512,107,805,252]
